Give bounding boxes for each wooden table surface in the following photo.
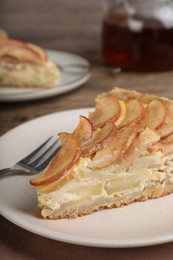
[0,1,173,259]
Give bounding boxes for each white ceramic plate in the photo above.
[0,50,91,102]
[0,108,173,248]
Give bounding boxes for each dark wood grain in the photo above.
[0,1,173,259]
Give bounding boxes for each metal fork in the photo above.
[0,136,60,176]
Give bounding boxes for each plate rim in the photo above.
[0,108,173,248]
[1,211,173,248]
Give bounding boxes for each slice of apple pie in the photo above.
[0,33,59,88]
[30,87,173,219]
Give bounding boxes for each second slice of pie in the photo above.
[0,32,59,89]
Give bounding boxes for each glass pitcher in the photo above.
[102,0,173,72]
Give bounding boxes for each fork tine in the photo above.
[28,139,59,167]
[35,146,60,172]
[0,136,61,176]
[20,136,53,163]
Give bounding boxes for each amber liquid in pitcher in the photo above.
[102,16,173,72]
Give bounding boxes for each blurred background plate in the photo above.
[0,50,91,102]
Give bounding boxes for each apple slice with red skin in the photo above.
[81,122,117,156]
[89,95,121,129]
[0,39,47,65]
[142,99,166,130]
[73,116,93,142]
[89,126,137,169]
[119,99,144,128]
[30,133,81,186]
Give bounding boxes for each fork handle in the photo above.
[0,168,27,176]
[0,168,12,175]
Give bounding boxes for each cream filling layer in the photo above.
[38,152,173,212]
[0,60,60,88]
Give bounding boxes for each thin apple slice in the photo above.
[0,39,47,65]
[89,126,137,169]
[89,95,121,129]
[149,141,173,156]
[27,42,48,63]
[119,127,161,171]
[36,170,77,194]
[30,133,81,186]
[81,122,117,156]
[119,99,144,128]
[162,132,173,142]
[142,99,166,130]
[0,39,26,48]
[149,132,173,155]
[157,104,173,139]
[73,116,93,142]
